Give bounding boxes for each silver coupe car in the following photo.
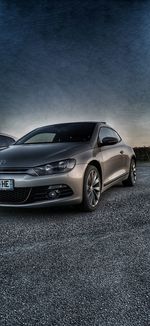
[0,122,136,211]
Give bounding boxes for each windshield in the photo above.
[16,123,96,144]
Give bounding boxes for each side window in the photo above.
[99,127,121,143]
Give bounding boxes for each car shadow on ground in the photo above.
[0,204,83,221]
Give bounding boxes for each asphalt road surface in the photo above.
[0,165,150,326]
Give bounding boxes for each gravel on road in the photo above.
[0,165,150,326]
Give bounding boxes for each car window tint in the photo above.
[17,123,96,144]
[25,133,56,144]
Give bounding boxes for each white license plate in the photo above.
[0,179,14,191]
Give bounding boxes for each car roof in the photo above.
[36,121,107,129]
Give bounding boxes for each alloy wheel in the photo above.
[86,169,101,207]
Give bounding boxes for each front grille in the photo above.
[0,188,31,204]
[0,185,73,204]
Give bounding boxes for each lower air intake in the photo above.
[0,188,31,204]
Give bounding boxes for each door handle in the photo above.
[120,150,124,155]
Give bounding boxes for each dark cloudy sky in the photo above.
[0,0,150,146]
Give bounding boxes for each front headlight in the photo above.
[27,159,76,176]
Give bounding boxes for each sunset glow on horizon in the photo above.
[0,1,150,147]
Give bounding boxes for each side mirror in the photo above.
[100,137,118,146]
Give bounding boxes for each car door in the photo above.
[98,127,127,187]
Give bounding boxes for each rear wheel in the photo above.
[122,159,136,187]
[81,165,101,211]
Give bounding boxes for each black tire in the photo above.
[122,159,136,187]
[81,165,101,212]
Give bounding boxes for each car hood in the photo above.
[0,143,91,168]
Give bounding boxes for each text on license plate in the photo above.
[0,179,14,191]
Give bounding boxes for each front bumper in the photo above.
[0,164,87,207]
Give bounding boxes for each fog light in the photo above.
[48,190,60,199]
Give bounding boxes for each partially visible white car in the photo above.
[0,134,16,148]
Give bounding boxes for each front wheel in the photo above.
[122,159,136,187]
[81,165,101,212]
